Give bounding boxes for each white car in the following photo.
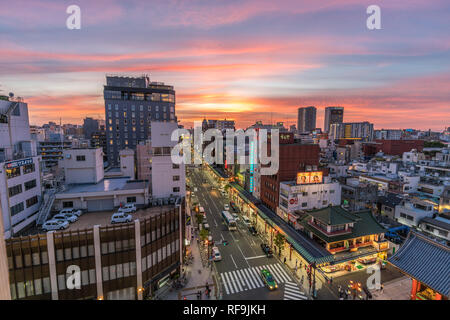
[224,204,230,211]
[53,213,78,223]
[111,212,132,224]
[212,247,222,261]
[42,219,69,231]
[59,208,82,217]
[242,216,251,227]
[232,213,239,222]
[118,203,137,213]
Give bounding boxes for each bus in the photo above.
[222,211,237,231]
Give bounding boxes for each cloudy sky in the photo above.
[0,0,449,130]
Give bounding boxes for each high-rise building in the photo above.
[104,75,177,165]
[324,106,344,133]
[297,106,316,133]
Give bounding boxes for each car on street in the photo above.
[224,204,229,211]
[232,212,239,222]
[261,243,273,257]
[242,216,251,226]
[203,223,210,231]
[53,213,78,223]
[248,226,258,235]
[111,212,132,224]
[59,208,82,217]
[260,269,278,290]
[118,203,137,213]
[42,219,69,231]
[212,247,222,261]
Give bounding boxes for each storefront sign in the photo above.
[5,158,33,169]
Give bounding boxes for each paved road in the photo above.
[188,167,307,300]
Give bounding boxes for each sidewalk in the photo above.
[165,234,217,300]
[369,276,411,300]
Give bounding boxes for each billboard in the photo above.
[296,171,323,185]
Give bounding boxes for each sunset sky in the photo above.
[0,0,449,130]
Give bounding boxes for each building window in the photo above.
[63,201,73,208]
[172,164,179,169]
[173,187,180,193]
[76,155,86,161]
[173,176,180,181]
[9,184,22,197]
[23,163,35,174]
[26,196,39,208]
[126,197,136,203]
[24,179,37,191]
[6,167,21,179]
[10,202,24,216]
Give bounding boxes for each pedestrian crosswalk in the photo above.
[283,282,308,300]
[219,263,293,295]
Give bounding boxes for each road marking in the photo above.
[245,255,267,260]
[236,244,250,268]
[220,233,224,241]
[222,272,235,294]
[283,282,308,300]
[230,254,238,268]
[236,269,251,290]
[230,271,244,291]
[213,218,218,227]
[242,268,257,289]
[272,263,291,282]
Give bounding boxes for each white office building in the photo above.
[0,97,42,238]
[277,177,341,222]
[150,122,186,200]
[395,198,436,227]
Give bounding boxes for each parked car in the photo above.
[224,204,230,211]
[119,203,137,213]
[212,246,222,261]
[242,216,251,227]
[53,213,78,223]
[203,223,210,231]
[260,269,278,290]
[232,213,239,222]
[261,243,273,257]
[59,208,82,217]
[248,226,258,236]
[42,220,69,231]
[111,212,132,224]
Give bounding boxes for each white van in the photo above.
[242,216,251,227]
[119,203,137,213]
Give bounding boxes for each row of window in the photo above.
[9,179,37,197]
[107,111,174,125]
[10,195,39,217]
[105,92,175,103]
[6,163,35,179]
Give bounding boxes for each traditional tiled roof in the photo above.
[298,208,386,243]
[307,206,359,226]
[388,231,450,297]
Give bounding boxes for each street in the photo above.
[188,166,308,300]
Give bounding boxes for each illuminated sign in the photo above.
[296,171,323,185]
[5,158,33,169]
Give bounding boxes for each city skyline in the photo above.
[0,0,449,130]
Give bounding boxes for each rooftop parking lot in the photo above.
[64,205,177,231]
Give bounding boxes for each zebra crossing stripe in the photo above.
[222,272,235,294]
[222,278,230,295]
[265,264,287,283]
[249,267,264,287]
[243,268,258,289]
[229,271,243,292]
[272,263,292,282]
[235,270,249,291]
[285,292,307,300]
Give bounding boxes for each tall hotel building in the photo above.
[104,75,177,166]
[324,106,344,133]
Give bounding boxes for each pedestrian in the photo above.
[284,257,287,264]
[295,260,298,268]
[330,276,333,285]
[380,284,384,294]
[294,265,298,273]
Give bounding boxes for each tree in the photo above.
[274,233,286,257]
[195,213,204,227]
[199,228,209,241]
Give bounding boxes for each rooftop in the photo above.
[308,206,358,226]
[388,231,450,297]
[61,177,147,194]
[298,208,387,243]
